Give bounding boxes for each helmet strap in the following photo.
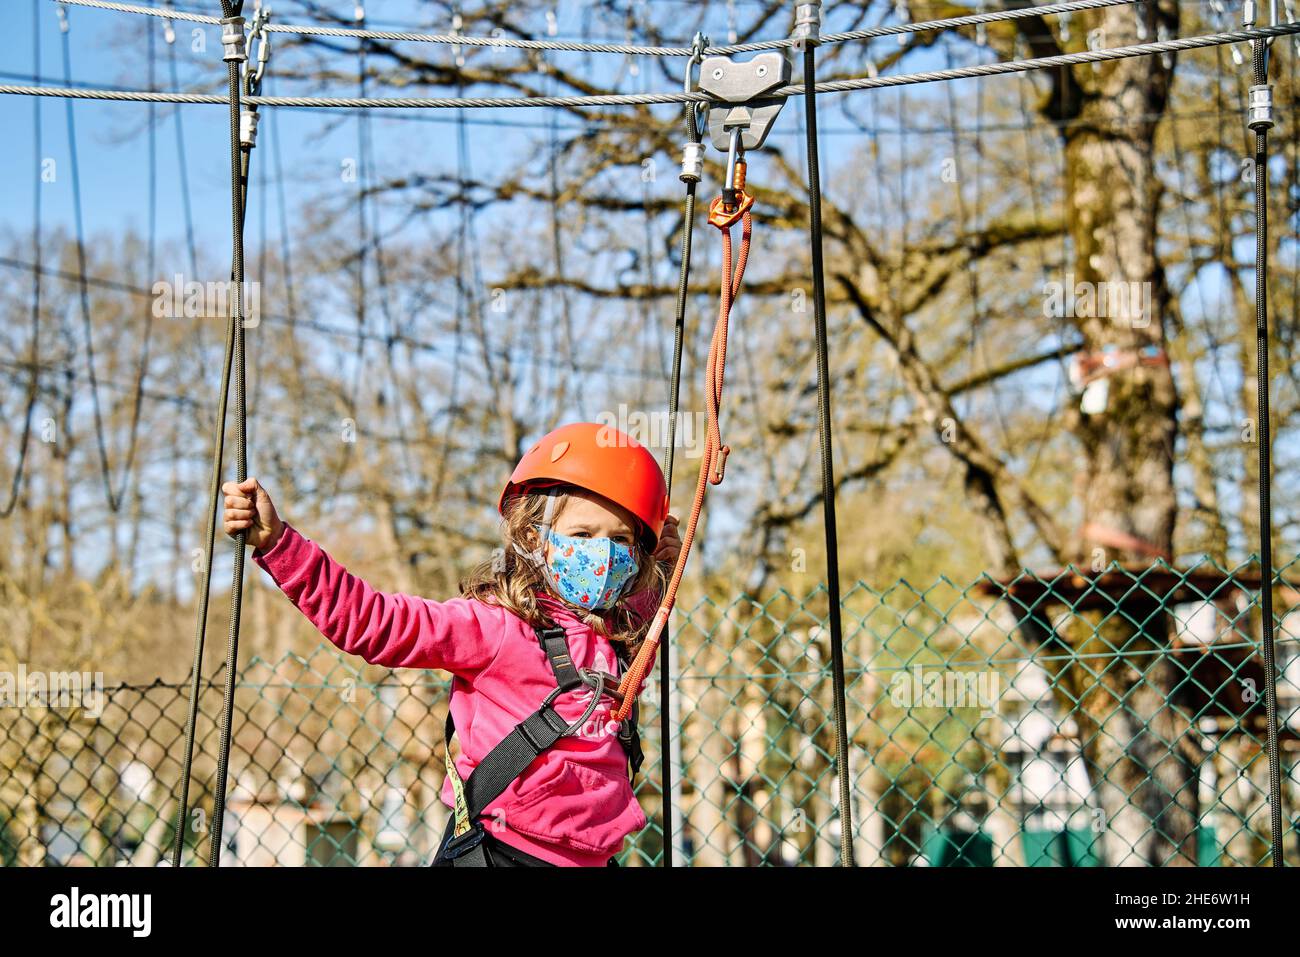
[512,488,560,570]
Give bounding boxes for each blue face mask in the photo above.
[544,530,639,611]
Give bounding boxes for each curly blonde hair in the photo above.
[459,485,665,651]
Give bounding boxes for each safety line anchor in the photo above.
[679,31,710,187]
[698,50,791,156]
[696,45,792,226]
[1243,0,1280,130]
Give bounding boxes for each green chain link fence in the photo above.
[3,559,1298,866]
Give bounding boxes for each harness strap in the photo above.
[440,697,572,865]
[465,705,569,819]
[613,641,644,777]
[537,623,585,691]
[440,614,638,865]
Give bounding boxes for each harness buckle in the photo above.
[442,822,486,861]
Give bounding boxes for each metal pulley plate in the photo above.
[698,51,791,152]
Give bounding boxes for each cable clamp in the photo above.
[161,0,176,44]
[685,31,710,76]
[680,141,704,183]
[792,0,823,48]
[240,108,260,147]
[220,16,248,63]
[1249,83,1275,131]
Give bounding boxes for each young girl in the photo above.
[222,422,680,867]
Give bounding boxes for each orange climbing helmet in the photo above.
[499,422,670,546]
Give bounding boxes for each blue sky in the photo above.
[3,0,1290,585]
[0,0,968,246]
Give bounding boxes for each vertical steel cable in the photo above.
[206,0,251,867]
[802,42,855,867]
[1,0,42,520]
[657,93,702,869]
[56,5,154,533]
[166,2,200,283]
[173,0,250,867]
[430,68,468,503]
[662,100,701,487]
[170,190,243,866]
[1249,32,1285,867]
[60,6,125,514]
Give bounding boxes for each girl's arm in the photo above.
[223,479,500,675]
[623,513,680,624]
[252,523,502,678]
[624,586,663,626]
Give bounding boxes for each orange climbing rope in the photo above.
[611,159,752,723]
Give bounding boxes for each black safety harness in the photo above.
[432,616,642,867]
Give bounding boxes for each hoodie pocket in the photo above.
[504,760,646,856]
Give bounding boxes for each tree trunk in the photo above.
[1045,3,1195,865]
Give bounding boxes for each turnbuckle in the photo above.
[792,0,823,47]
[1244,0,1281,44]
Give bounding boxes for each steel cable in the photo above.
[1,0,43,520]
[802,40,855,869]
[1249,31,1285,868]
[204,0,252,868]
[171,0,253,867]
[8,23,1300,109]
[655,80,704,870]
[56,0,1143,55]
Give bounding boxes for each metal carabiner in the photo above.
[586,668,628,706]
[243,1,272,98]
[708,132,753,229]
[539,671,608,737]
[1244,0,1280,66]
[683,32,711,144]
[722,127,742,206]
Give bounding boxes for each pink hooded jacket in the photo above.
[253,523,649,867]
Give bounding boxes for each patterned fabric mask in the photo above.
[544,530,639,611]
